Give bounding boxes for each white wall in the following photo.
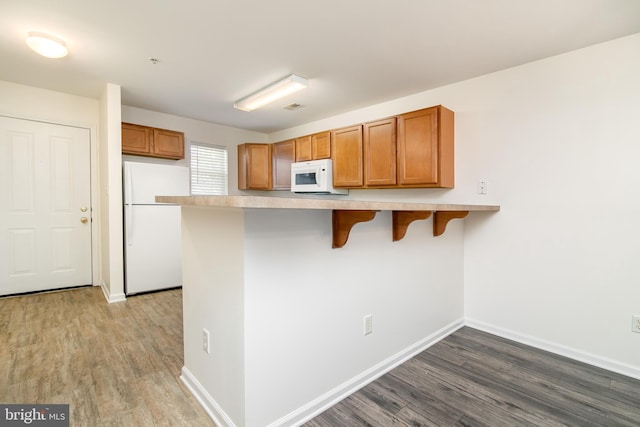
[243,209,464,426]
[0,80,98,127]
[121,105,267,194]
[181,206,247,427]
[98,84,125,302]
[270,33,640,377]
[459,34,640,376]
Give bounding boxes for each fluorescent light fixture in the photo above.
[26,32,68,58]
[234,74,308,112]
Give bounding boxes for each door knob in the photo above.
[80,207,88,212]
[80,217,89,224]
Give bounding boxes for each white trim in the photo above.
[465,318,640,381]
[89,124,100,290]
[180,367,237,427]
[100,281,126,303]
[270,318,464,427]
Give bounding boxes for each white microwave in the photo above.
[290,159,348,195]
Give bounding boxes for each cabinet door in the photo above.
[238,143,272,190]
[272,139,295,190]
[397,107,439,186]
[331,125,363,187]
[364,118,396,186]
[311,131,331,160]
[397,106,454,187]
[153,128,185,160]
[295,135,312,162]
[122,123,152,155]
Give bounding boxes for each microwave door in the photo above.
[296,171,318,186]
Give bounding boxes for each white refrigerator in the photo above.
[123,161,190,295]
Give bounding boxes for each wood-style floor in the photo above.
[3,287,639,426]
[304,327,640,427]
[0,287,214,426]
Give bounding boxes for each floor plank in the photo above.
[305,327,640,427]
[0,287,214,427]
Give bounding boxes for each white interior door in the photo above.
[0,116,92,295]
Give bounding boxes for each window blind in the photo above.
[190,142,228,195]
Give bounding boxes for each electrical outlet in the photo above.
[477,180,488,195]
[364,314,373,336]
[202,328,211,353]
[632,315,640,334]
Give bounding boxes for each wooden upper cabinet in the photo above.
[331,125,363,187]
[363,118,396,187]
[295,135,312,162]
[238,143,272,190]
[122,122,184,160]
[295,131,331,162]
[396,106,454,188]
[311,131,331,160]
[122,123,152,156]
[153,128,184,159]
[272,139,295,190]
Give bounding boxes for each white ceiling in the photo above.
[1,0,639,133]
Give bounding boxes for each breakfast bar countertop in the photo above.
[155,195,500,212]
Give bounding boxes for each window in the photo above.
[190,142,228,195]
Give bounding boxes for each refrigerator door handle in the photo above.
[126,165,134,246]
[125,164,133,206]
[126,205,134,246]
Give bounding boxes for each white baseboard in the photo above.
[269,318,465,427]
[100,281,126,303]
[180,367,237,427]
[465,318,640,381]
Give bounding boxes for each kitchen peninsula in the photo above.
[157,195,499,427]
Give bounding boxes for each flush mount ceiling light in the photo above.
[234,74,308,112]
[26,32,68,58]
